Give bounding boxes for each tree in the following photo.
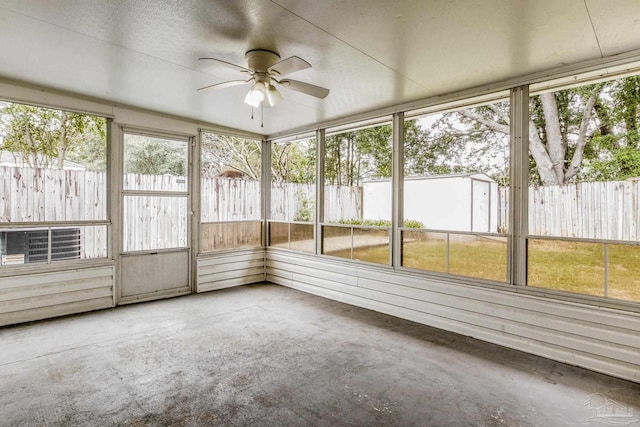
[425,78,640,186]
[451,90,600,186]
[0,102,106,169]
[124,135,186,175]
[201,132,261,179]
[407,104,511,185]
[271,139,315,183]
[325,125,392,186]
[580,76,640,181]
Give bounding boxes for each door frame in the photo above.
[113,125,195,305]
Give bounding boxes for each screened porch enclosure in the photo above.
[0,0,640,388]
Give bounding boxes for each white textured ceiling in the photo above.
[0,0,639,136]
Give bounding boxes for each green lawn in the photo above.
[326,237,640,303]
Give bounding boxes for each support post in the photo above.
[509,85,529,286]
[190,133,199,291]
[392,112,404,268]
[315,129,326,255]
[262,139,271,247]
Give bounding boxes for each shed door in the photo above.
[119,131,191,303]
[471,179,491,233]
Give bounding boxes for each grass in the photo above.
[325,236,640,303]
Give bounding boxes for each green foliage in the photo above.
[293,195,313,222]
[329,218,423,228]
[402,219,424,229]
[272,139,316,183]
[325,125,392,186]
[0,101,106,170]
[410,102,511,185]
[125,136,186,175]
[583,146,640,181]
[422,75,640,185]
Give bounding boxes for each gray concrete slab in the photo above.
[1,283,638,426]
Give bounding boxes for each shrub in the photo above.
[403,219,424,229]
[329,218,423,228]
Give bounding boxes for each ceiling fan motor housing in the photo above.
[245,49,281,73]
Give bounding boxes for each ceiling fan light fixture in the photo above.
[244,81,266,107]
[199,50,330,113]
[266,84,283,107]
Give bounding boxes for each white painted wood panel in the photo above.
[196,249,265,292]
[0,266,114,327]
[120,251,190,299]
[266,251,640,382]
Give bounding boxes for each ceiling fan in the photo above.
[198,49,329,108]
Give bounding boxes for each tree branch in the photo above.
[459,110,510,135]
[486,104,510,124]
[565,93,598,181]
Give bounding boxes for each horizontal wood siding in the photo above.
[0,266,114,326]
[266,251,640,382]
[197,250,265,292]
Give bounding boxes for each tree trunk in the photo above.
[57,112,68,169]
[540,93,565,184]
[528,122,559,185]
[25,125,38,168]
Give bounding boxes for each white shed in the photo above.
[362,173,500,233]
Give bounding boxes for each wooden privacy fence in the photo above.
[0,166,106,221]
[6,165,639,247]
[0,167,362,224]
[270,182,362,222]
[499,180,640,240]
[201,178,261,221]
[0,167,363,255]
[0,167,107,259]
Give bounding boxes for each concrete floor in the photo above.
[1,284,638,426]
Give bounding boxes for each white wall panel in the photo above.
[197,250,265,292]
[0,266,114,327]
[266,251,640,382]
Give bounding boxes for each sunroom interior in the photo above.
[1,1,639,424]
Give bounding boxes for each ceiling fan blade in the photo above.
[277,79,330,99]
[268,56,311,77]
[197,80,250,93]
[199,57,252,74]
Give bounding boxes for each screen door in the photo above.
[119,131,191,303]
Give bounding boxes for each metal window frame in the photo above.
[196,130,265,251]
[0,111,112,272]
[392,112,404,268]
[509,85,529,287]
[315,129,326,255]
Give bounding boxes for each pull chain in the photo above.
[251,106,254,120]
[261,102,264,128]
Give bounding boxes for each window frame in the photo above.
[198,130,264,254]
[0,102,112,273]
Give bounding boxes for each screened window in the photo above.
[322,120,392,265]
[527,75,640,302]
[0,101,108,265]
[401,98,510,282]
[200,131,262,252]
[269,136,316,252]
